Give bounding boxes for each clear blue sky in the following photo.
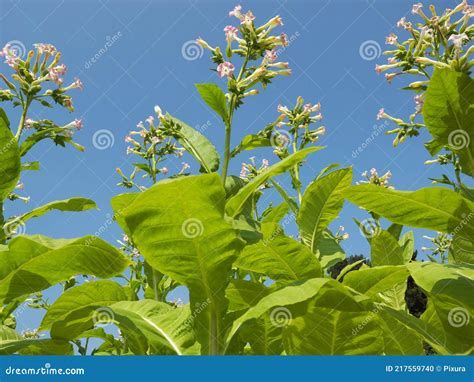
[0,0,465,332]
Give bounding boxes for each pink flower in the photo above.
[241,11,255,25]
[74,119,83,130]
[146,115,155,125]
[33,43,57,55]
[48,67,64,85]
[265,50,278,62]
[54,64,67,75]
[224,25,239,41]
[279,33,289,47]
[74,77,83,90]
[0,44,20,68]
[229,5,242,18]
[376,108,386,120]
[412,2,423,14]
[375,65,382,74]
[217,61,235,78]
[385,33,398,45]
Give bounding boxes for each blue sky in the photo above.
[0,0,466,331]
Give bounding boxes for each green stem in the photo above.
[16,97,32,141]
[220,55,250,184]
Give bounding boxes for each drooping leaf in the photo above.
[260,202,290,224]
[407,262,473,354]
[41,280,128,339]
[109,300,200,355]
[235,223,322,283]
[423,68,474,176]
[0,113,20,201]
[226,147,323,218]
[167,115,220,173]
[16,197,97,224]
[0,235,129,305]
[345,184,474,236]
[195,83,228,122]
[298,167,352,253]
[231,134,271,157]
[344,265,409,310]
[268,179,299,215]
[114,174,243,354]
[225,278,331,347]
[370,230,405,266]
[315,230,346,270]
[399,231,415,262]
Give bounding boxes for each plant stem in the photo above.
[220,56,250,184]
[16,97,32,141]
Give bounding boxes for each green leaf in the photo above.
[315,230,346,270]
[167,115,220,173]
[0,325,72,355]
[16,197,97,224]
[408,262,473,354]
[109,300,200,355]
[261,202,289,224]
[298,167,352,253]
[370,230,405,266]
[399,231,415,263]
[451,233,474,265]
[41,280,128,339]
[225,278,331,347]
[269,179,299,215]
[423,68,474,176]
[226,147,324,218]
[344,265,409,310]
[225,279,269,312]
[0,235,129,305]
[21,161,40,171]
[0,108,10,127]
[0,114,20,201]
[195,83,228,122]
[230,134,271,157]
[345,184,474,236]
[115,174,243,354]
[235,223,322,283]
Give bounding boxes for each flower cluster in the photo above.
[272,96,325,158]
[421,232,451,262]
[375,1,472,146]
[358,168,394,189]
[117,106,190,190]
[334,225,350,242]
[240,156,270,182]
[0,43,83,112]
[197,5,291,108]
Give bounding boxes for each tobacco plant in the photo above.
[0,2,473,356]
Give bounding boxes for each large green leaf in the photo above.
[15,197,97,224]
[344,265,409,310]
[226,147,323,218]
[298,167,352,253]
[315,230,346,270]
[167,115,220,173]
[370,230,405,266]
[408,262,473,354]
[195,83,228,122]
[423,68,474,176]
[41,280,128,339]
[0,113,20,202]
[0,235,129,304]
[225,279,269,312]
[114,173,243,354]
[109,300,199,355]
[225,278,331,347]
[235,223,322,283]
[345,184,474,236]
